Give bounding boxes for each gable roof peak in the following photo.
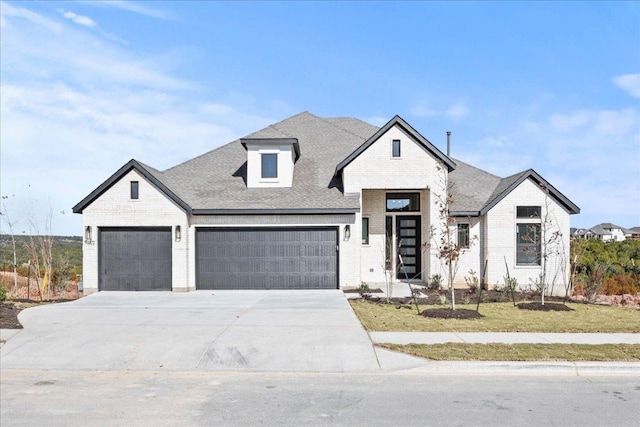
[334,115,456,174]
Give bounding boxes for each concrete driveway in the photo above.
[0,290,423,373]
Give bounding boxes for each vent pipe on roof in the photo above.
[446,131,451,157]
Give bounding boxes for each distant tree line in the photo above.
[571,239,640,299]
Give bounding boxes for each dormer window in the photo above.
[241,137,300,188]
[261,153,278,178]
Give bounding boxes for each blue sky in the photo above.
[1,1,639,236]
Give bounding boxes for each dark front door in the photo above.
[396,216,421,280]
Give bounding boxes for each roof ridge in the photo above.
[317,115,375,141]
[450,157,502,179]
[163,113,313,173]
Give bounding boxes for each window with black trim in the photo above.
[362,217,369,245]
[261,153,278,178]
[392,139,401,158]
[130,181,139,199]
[386,193,420,212]
[517,206,541,219]
[385,216,393,270]
[457,223,469,248]
[517,223,541,265]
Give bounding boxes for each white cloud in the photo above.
[613,73,640,98]
[411,101,469,120]
[58,9,97,28]
[81,0,172,20]
[464,103,640,229]
[0,2,62,32]
[0,3,282,235]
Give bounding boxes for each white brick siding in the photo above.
[484,179,571,295]
[343,124,448,288]
[81,170,189,293]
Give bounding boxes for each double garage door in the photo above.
[99,227,338,291]
[196,228,338,289]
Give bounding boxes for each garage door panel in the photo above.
[100,228,172,291]
[196,228,338,289]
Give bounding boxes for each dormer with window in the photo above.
[241,138,300,188]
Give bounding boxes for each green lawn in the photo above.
[377,343,640,361]
[350,301,640,333]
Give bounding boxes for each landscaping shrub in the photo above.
[601,274,640,295]
[0,285,7,302]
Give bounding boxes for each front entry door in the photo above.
[396,216,421,280]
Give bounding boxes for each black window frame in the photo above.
[385,216,393,270]
[457,223,470,248]
[261,153,278,179]
[516,223,541,266]
[361,217,370,245]
[386,192,420,212]
[392,139,401,158]
[130,181,139,200]
[517,206,541,219]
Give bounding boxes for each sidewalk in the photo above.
[369,332,640,345]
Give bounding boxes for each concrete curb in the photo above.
[370,331,640,345]
[391,361,640,377]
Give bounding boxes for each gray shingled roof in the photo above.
[448,159,502,214]
[157,112,378,212]
[73,111,579,216]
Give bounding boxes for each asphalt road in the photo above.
[1,370,638,426]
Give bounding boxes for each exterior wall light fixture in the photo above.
[84,226,93,244]
[175,225,181,242]
[344,224,351,241]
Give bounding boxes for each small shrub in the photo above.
[429,274,443,290]
[464,269,479,293]
[437,294,448,305]
[358,282,371,297]
[528,274,545,294]
[586,268,606,302]
[601,274,640,295]
[503,276,518,293]
[0,285,7,302]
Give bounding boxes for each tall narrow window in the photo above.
[362,217,370,245]
[261,153,278,178]
[392,139,401,158]
[516,223,541,265]
[457,223,470,248]
[385,216,393,270]
[130,181,139,199]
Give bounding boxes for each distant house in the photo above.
[588,223,635,242]
[570,227,593,240]
[629,227,640,240]
[73,112,580,294]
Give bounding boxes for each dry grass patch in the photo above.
[350,301,640,333]
[378,343,640,362]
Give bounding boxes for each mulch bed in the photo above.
[0,303,23,329]
[517,302,574,311]
[420,308,484,319]
[343,288,384,294]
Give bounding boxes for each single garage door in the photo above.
[196,227,338,289]
[99,227,172,291]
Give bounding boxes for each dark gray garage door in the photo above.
[99,227,172,291]
[196,227,338,289]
